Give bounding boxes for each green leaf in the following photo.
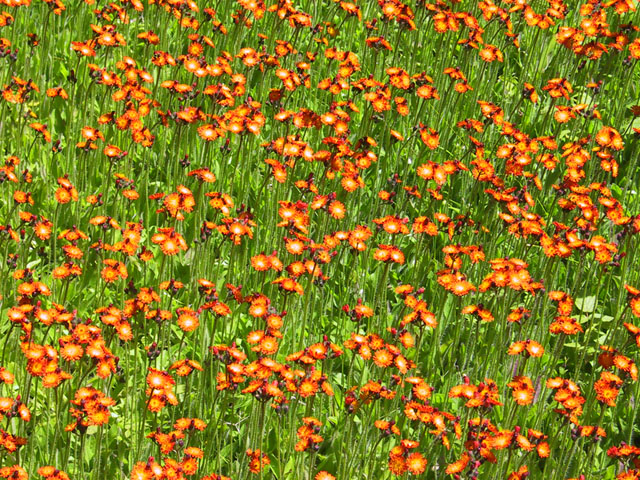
[575,296,596,313]
[283,455,296,477]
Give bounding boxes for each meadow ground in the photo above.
[1,0,640,479]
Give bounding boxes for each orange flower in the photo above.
[151,228,188,256]
[103,144,126,159]
[418,124,439,150]
[60,343,83,362]
[374,244,405,264]
[508,340,544,357]
[624,285,640,318]
[594,371,623,407]
[406,452,427,475]
[246,449,270,474]
[508,376,535,406]
[366,36,392,50]
[101,259,127,283]
[197,124,224,141]
[0,368,14,385]
[176,308,199,332]
[479,44,503,62]
[174,417,207,431]
[0,465,28,480]
[272,277,304,295]
[445,453,469,474]
[37,466,70,480]
[595,126,623,151]
[623,322,640,347]
[67,386,115,430]
[315,472,335,480]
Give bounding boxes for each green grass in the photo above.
[1,0,640,479]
